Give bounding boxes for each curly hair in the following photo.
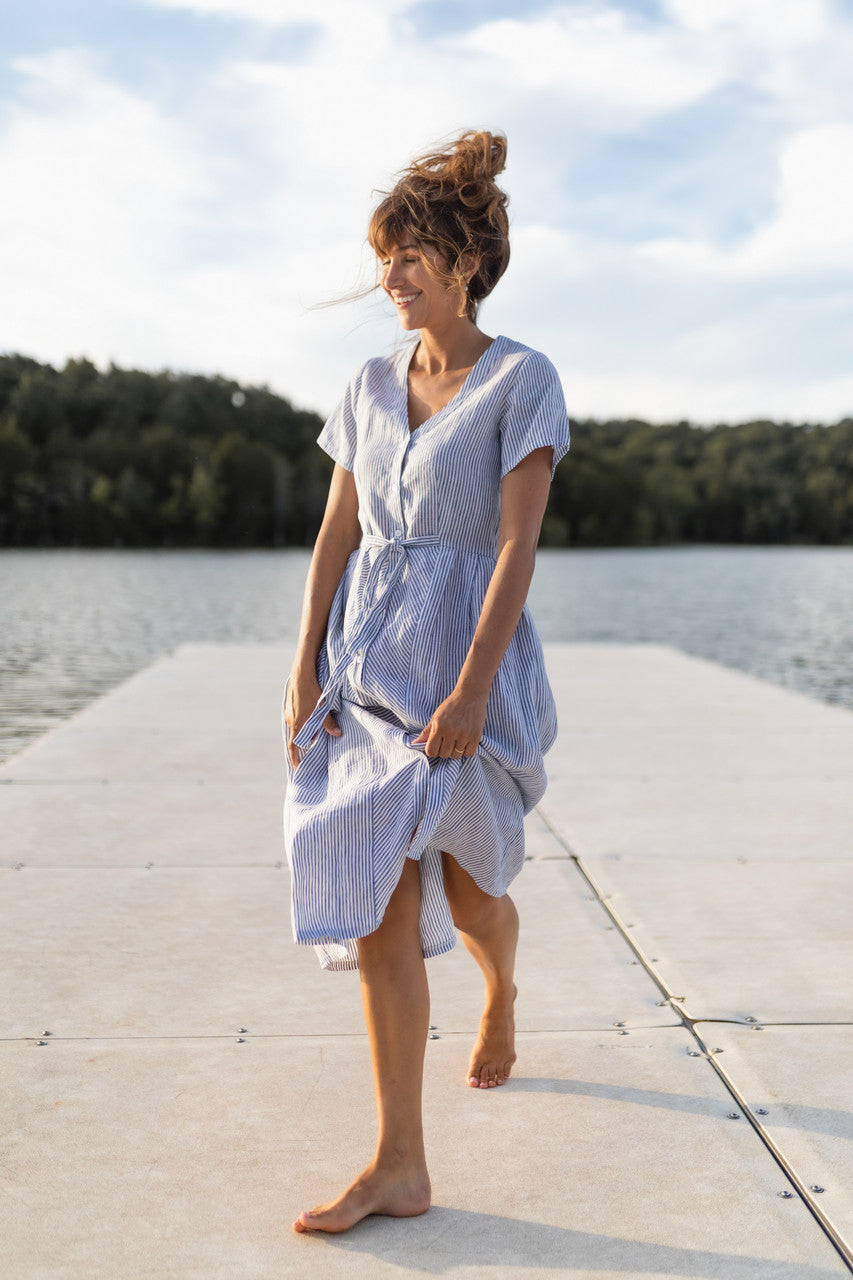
[368,130,510,320]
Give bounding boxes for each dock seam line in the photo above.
[535,805,853,1275]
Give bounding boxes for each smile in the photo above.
[393,293,420,307]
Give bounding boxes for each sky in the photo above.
[2,0,853,424]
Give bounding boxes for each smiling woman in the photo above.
[368,130,510,323]
[281,129,570,1235]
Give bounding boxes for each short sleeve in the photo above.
[317,373,359,471]
[499,350,570,479]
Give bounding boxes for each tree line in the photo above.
[1,353,851,547]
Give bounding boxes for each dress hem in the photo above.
[304,932,458,973]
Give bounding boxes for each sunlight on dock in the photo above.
[2,643,852,1277]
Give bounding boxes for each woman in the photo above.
[283,129,569,1234]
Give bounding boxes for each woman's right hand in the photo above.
[284,668,341,770]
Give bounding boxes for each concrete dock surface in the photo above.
[1,641,852,1279]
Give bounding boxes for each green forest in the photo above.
[1,352,851,547]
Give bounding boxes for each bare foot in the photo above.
[468,983,517,1088]
[293,1157,431,1234]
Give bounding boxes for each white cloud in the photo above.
[0,44,403,401]
[662,0,829,42]
[454,7,728,126]
[487,198,853,423]
[2,0,853,423]
[662,0,853,130]
[1,50,207,362]
[146,0,419,24]
[638,123,853,277]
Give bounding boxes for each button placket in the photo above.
[394,433,414,539]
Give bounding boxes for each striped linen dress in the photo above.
[283,333,570,970]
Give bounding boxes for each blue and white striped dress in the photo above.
[283,334,570,970]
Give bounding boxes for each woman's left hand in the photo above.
[412,688,488,759]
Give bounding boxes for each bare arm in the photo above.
[413,445,554,758]
[285,464,361,767]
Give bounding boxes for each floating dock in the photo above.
[2,642,852,1278]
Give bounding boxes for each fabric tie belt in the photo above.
[292,533,441,750]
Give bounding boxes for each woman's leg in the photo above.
[441,852,519,1089]
[293,858,431,1233]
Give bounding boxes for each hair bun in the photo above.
[412,130,507,187]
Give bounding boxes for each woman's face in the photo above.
[379,239,462,332]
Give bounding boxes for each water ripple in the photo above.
[1,546,851,764]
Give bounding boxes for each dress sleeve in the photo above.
[317,372,359,471]
[499,350,570,479]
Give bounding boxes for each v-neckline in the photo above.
[402,335,503,434]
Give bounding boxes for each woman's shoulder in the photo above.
[346,343,414,399]
[492,335,560,373]
[488,337,563,399]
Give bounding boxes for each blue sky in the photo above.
[3,0,853,422]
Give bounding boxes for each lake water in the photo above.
[1,546,851,764]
